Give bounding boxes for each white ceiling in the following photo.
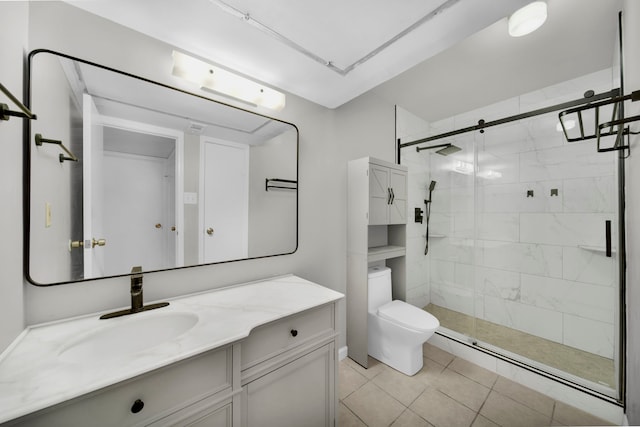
[372,0,624,122]
[64,0,534,109]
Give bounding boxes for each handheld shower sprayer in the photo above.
[427,180,437,200]
[424,180,437,255]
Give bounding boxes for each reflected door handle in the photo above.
[206,227,214,236]
[69,238,106,251]
[91,238,106,248]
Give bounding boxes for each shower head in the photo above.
[435,144,462,156]
[429,180,437,192]
[416,143,462,156]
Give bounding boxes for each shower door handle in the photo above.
[390,188,395,204]
[605,220,612,257]
[387,188,392,205]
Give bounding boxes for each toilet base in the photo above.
[369,343,424,376]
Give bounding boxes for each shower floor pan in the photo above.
[425,304,615,388]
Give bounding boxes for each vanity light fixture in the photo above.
[454,160,474,174]
[508,1,547,37]
[171,50,286,111]
[485,170,503,179]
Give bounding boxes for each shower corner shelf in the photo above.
[578,245,617,254]
[367,245,406,262]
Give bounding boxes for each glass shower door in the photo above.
[473,113,619,396]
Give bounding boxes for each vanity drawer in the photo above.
[241,304,334,370]
[10,347,232,427]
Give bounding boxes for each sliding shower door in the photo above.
[474,111,619,396]
[399,67,622,399]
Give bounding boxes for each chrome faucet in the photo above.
[100,266,169,319]
[130,266,144,312]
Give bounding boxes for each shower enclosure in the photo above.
[397,65,627,401]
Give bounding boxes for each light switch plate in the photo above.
[184,192,198,205]
[45,202,52,228]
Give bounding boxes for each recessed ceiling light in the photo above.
[508,1,548,37]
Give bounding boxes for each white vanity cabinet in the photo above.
[1,278,341,427]
[240,304,337,427]
[5,347,234,427]
[368,159,407,225]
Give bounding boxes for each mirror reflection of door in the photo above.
[200,139,249,263]
[88,114,184,277]
[82,94,105,279]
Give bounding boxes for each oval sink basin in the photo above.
[59,311,199,363]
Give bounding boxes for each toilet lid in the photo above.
[377,300,440,332]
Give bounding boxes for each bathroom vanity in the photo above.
[0,275,343,426]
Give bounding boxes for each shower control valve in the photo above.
[414,207,424,224]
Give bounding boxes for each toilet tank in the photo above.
[367,266,392,313]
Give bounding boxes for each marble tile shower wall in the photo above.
[399,69,619,360]
[398,107,433,309]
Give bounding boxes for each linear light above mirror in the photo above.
[25,49,298,286]
[171,50,286,111]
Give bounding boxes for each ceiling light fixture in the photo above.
[556,119,575,132]
[171,50,286,111]
[508,1,547,37]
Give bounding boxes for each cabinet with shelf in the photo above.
[347,157,408,368]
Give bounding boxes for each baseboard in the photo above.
[339,346,348,361]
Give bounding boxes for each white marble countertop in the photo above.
[0,275,344,424]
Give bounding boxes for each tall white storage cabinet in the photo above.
[347,157,408,368]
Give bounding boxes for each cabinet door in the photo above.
[388,169,407,224]
[369,164,390,225]
[183,403,232,427]
[244,344,333,427]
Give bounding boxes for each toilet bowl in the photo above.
[367,266,439,376]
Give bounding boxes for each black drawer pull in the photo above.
[290,329,298,337]
[131,399,144,414]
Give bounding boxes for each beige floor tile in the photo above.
[414,357,446,387]
[391,409,434,427]
[492,376,555,417]
[423,342,454,367]
[480,391,551,427]
[433,368,491,411]
[372,366,427,406]
[410,388,477,427]
[448,357,498,388]
[339,402,367,427]
[343,381,406,427]
[552,401,614,426]
[340,360,369,399]
[471,415,500,427]
[344,355,388,380]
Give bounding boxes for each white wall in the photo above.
[28,52,76,284]
[0,1,393,356]
[248,129,297,257]
[0,2,28,351]
[623,0,640,422]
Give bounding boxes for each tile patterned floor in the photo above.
[339,343,613,427]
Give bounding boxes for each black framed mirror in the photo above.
[25,49,298,286]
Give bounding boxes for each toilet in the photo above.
[367,266,439,376]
